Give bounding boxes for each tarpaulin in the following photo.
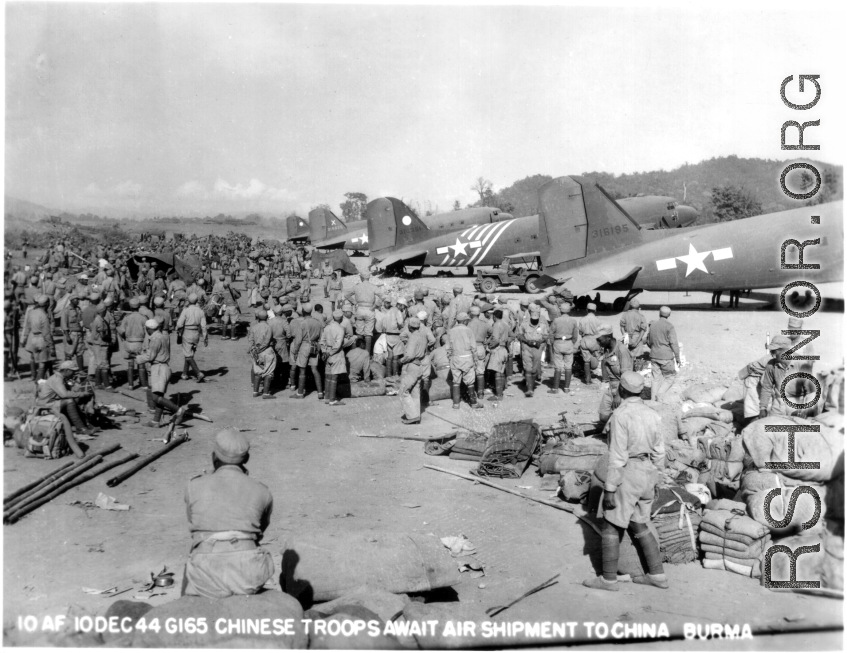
[128,251,175,280]
[173,254,202,283]
[310,249,359,275]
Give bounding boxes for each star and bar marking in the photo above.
[656,244,734,276]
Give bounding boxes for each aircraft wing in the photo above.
[373,249,429,268]
[538,264,644,296]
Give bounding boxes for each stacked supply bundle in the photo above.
[741,412,844,537]
[699,508,770,578]
[651,486,703,564]
[537,437,608,475]
[697,433,745,491]
[664,440,707,484]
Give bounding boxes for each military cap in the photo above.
[417,310,427,320]
[440,295,451,305]
[197,278,205,285]
[659,306,671,317]
[188,293,198,304]
[256,309,268,320]
[587,302,597,311]
[281,303,293,312]
[58,360,79,371]
[470,306,481,316]
[301,302,313,313]
[78,274,89,280]
[36,294,49,306]
[89,292,101,301]
[787,317,803,329]
[408,317,421,328]
[396,296,408,306]
[520,298,530,306]
[129,298,140,308]
[214,428,249,465]
[629,298,640,309]
[453,284,463,293]
[30,275,39,284]
[456,311,470,321]
[153,297,164,306]
[768,335,792,351]
[414,289,424,299]
[95,302,107,313]
[103,297,113,307]
[332,309,344,319]
[342,302,354,312]
[479,303,494,313]
[528,304,540,314]
[620,371,644,394]
[360,270,371,279]
[69,293,79,301]
[145,318,159,329]
[559,290,574,301]
[596,323,613,336]
[139,293,149,301]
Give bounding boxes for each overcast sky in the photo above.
[5,4,845,217]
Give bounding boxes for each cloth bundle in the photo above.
[699,508,770,578]
[653,508,702,564]
[682,384,728,404]
[642,401,686,444]
[449,431,490,460]
[696,433,744,489]
[537,437,608,475]
[664,441,707,484]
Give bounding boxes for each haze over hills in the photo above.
[5,156,843,229]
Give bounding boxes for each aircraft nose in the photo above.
[677,205,699,226]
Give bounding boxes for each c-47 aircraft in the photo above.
[366,194,700,275]
[308,205,515,252]
[533,175,843,303]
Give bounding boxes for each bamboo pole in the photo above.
[3,444,121,511]
[423,464,602,536]
[5,453,139,524]
[4,460,76,505]
[4,457,104,519]
[425,411,489,435]
[106,436,188,488]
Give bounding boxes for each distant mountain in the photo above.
[4,196,55,222]
[484,156,843,221]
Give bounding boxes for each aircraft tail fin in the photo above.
[365,197,429,254]
[287,215,310,240]
[539,176,644,268]
[308,207,348,242]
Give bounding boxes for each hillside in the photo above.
[3,196,54,222]
[486,156,843,220]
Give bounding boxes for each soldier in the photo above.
[269,303,292,390]
[548,299,581,395]
[758,335,817,417]
[579,326,604,386]
[136,318,186,428]
[347,336,372,383]
[248,309,276,399]
[468,305,491,398]
[22,295,56,386]
[517,304,548,397]
[448,312,482,410]
[535,292,562,366]
[220,280,242,341]
[73,273,91,307]
[187,277,207,305]
[41,272,58,317]
[118,298,148,389]
[619,299,648,370]
[290,303,323,400]
[344,270,381,354]
[60,294,85,370]
[446,285,472,330]
[382,297,407,378]
[324,271,343,310]
[312,302,329,328]
[647,306,681,401]
[138,293,155,320]
[321,309,348,406]
[36,360,94,442]
[87,302,115,390]
[182,429,274,599]
[580,302,603,337]
[297,271,311,309]
[399,317,428,425]
[583,372,667,592]
[176,293,208,383]
[99,267,118,303]
[169,275,188,318]
[431,334,451,382]
[597,324,633,423]
[486,309,510,402]
[153,296,172,334]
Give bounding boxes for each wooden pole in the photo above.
[357,432,457,442]
[106,436,188,488]
[4,457,104,519]
[3,444,121,510]
[3,460,76,505]
[423,464,602,536]
[5,453,139,524]
[425,411,489,435]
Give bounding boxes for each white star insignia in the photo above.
[449,238,468,257]
[676,243,710,276]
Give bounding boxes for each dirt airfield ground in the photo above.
[3,251,844,649]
